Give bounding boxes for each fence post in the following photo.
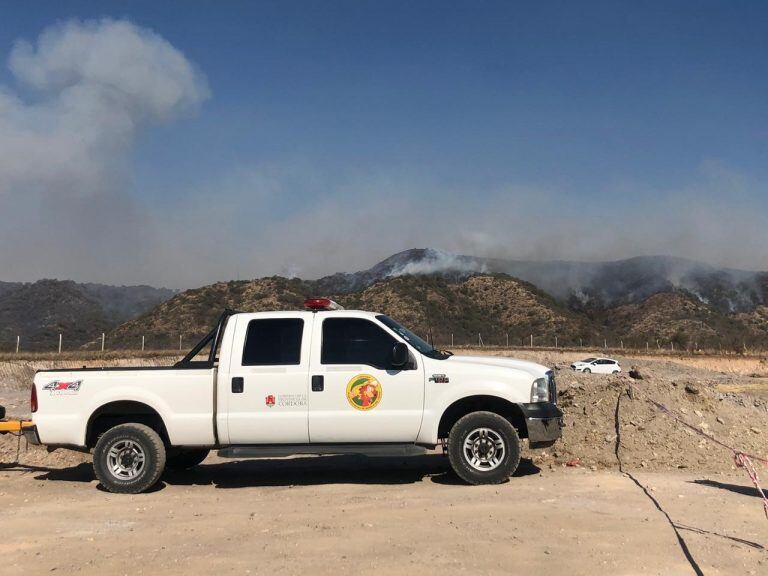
[451,333,453,347]
[179,334,183,351]
[604,338,607,349]
[555,335,558,348]
[142,335,145,352]
[620,340,623,350]
[530,334,533,348]
[58,333,62,354]
[101,333,105,352]
[579,338,583,348]
[15,335,19,354]
[646,341,649,352]
[506,333,509,347]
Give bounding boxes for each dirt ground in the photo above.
[1,454,767,575]
[2,349,768,574]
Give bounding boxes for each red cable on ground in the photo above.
[628,383,768,520]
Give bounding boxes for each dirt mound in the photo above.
[0,433,89,468]
[535,366,768,473]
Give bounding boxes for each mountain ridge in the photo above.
[0,280,176,351]
[314,249,767,313]
[3,249,768,351]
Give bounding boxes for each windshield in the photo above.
[581,357,597,363]
[376,315,451,359]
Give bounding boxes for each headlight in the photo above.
[531,377,549,403]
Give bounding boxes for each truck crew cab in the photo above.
[27,300,562,493]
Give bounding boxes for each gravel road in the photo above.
[2,350,768,574]
[1,453,767,575]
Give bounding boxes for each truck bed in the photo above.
[33,367,217,447]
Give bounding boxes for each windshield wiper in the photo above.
[427,348,453,359]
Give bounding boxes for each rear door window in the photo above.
[242,319,304,366]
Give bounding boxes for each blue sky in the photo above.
[0,1,766,287]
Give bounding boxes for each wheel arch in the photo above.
[86,400,170,448]
[437,395,528,440]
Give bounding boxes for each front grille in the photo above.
[547,370,557,404]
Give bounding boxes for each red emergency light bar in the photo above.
[304,298,344,311]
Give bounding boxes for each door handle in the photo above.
[311,375,324,392]
[232,377,244,393]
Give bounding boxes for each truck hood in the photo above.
[444,355,551,379]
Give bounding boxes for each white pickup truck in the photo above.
[26,299,562,493]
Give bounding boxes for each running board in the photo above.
[217,443,427,459]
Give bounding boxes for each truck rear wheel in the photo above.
[93,423,166,494]
[166,448,210,470]
[447,411,520,485]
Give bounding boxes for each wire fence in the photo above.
[1,330,766,357]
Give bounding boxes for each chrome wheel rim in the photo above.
[107,439,146,480]
[463,428,505,471]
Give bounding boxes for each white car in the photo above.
[570,357,621,374]
[26,299,563,493]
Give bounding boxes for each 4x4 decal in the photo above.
[42,380,82,395]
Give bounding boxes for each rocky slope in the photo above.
[104,273,597,349]
[106,277,309,349]
[316,249,767,313]
[6,249,768,352]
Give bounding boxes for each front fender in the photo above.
[417,379,528,445]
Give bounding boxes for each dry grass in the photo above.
[0,349,181,362]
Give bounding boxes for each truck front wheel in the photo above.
[93,423,167,494]
[447,411,521,485]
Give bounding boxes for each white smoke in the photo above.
[0,19,208,198]
[0,19,208,284]
[387,249,487,277]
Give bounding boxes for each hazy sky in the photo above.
[1,1,767,288]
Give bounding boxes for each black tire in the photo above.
[93,423,166,494]
[447,411,521,485]
[166,448,210,470]
[583,368,591,374]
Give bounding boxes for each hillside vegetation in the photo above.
[5,250,768,352]
[102,272,768,351]
[0,280,175,352]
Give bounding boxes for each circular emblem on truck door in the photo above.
[346,374,382,411]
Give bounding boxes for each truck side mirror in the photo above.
[390,342,409,368]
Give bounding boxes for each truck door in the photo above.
[308,316,424,443]
[225,313,312,444]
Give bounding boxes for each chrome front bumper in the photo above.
[520,402,564,449]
